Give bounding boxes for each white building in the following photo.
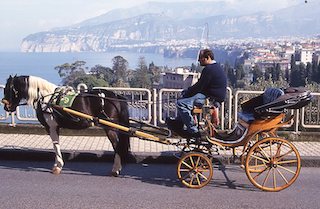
[300,48,313,65]
[160,68,200,89]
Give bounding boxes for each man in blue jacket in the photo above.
[167,49,227,138]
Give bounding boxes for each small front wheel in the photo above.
[177,152,213,189]
[245,137,301,192]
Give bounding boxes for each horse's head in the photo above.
[2,75,27,112]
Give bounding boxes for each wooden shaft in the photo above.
[54,105,167,143]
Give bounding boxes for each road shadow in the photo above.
[0,158,258,191]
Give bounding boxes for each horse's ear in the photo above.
[9,75,12,79]
[14,74,17,78]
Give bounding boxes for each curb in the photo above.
[1,149,320,167]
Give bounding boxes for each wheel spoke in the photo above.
[182,172,191,180]
[196,174,201,185]
[182,161,193,169]
[249,163,268,170]
[195,156,200,167]
[258,145,270,161]
[275,142,283,158]
[262,167,272,187]
[197,167,211,172]
[275,168,289,184]
[197,171,209,180]
[250,154,269,164]
[277,159,298,165]
[189,156,195,167]
[273,168,277,189]
[277,164,296,175]
[253,167,269,180]
[189,175,195,185]
[179,168,191,172]
[276,150,294,162]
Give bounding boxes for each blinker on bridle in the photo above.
[1,77,26,108]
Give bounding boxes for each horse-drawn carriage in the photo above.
[2,75,312,191]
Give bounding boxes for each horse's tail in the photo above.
[116,95,130,163]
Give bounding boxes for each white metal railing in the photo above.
[1,84,320,132]
[301,92,320,129]
[93,87,153,123]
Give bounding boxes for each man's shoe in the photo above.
[188,129,208,139]
[166,117,183,132]
[189,131,201,139]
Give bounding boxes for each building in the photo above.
[160,68,200,89]
[300,48,314,65]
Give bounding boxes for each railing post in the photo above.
[153,88,157,126]
[294,109,300,133]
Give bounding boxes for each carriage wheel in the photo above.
[177,152,213,189]
[245,137,301,192]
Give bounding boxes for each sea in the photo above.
[0,52,196,86]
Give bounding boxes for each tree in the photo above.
[190,63,197,72]
[130,56,153,89]
[55,60,87,86]
[290,62,306,87]
[224,62,236,88]
[90,65,115,86]
[252,65,263,83]
[112,56,129,87]
[274,63,282,81]
[235,64,245,88]
[73,75,109,89]
[311,60,319,83]
[306,62,312,84]
[149,61,161,85]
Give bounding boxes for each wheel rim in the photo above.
[177,153,213,189]
[245,137,301,192]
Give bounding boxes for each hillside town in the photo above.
[158,36,320,89]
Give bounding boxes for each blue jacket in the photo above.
[184,63,227,102]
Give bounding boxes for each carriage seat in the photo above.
[238,88,285,123]
[238,112,255,123]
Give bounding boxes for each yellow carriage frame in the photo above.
[53,103,301,192]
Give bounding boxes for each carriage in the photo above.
[53,86,312,191]
[2,75,312,191]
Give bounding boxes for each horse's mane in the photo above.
[27,76,57,107]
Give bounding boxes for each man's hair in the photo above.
[199,49,214,60]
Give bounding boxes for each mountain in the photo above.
[21,1,320,52]
[69,1,236,28]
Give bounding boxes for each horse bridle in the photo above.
[1,77,27,108]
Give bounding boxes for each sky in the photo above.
[0,0,302,52]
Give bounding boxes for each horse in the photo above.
[2,75,130,176]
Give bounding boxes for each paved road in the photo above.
[0,160,319,209]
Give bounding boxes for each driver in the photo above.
[167,49,227,138]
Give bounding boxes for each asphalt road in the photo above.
[0,160,319,209]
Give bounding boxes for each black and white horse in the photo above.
[2,75,130,176]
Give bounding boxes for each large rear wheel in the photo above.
[177,152,213,189]
[245,137,301,192]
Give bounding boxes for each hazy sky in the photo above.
[0,0,302,51]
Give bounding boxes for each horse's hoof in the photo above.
[52,166,62,175]
[111,171,120,177]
